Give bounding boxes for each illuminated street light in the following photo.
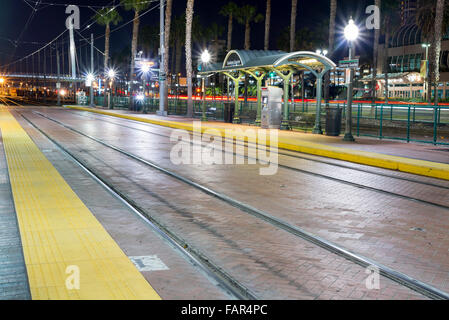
[141,64,151,74]
[106,69,117,109]
[201,50,211,64]
[344,18,359,42]
[86,73,95,87]
[343,18,359,142]
[315,49,328,56]
[107,69,116,79]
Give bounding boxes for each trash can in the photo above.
[325,107,342,136]
[223,102,234,123]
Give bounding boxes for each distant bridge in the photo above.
[0,73,84,83]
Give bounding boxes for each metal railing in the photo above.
[85,97,449,145]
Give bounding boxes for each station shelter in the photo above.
[198,50,336,132]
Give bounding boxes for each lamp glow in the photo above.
[107,69,116,79]
[86,73,95,82]
[201,50,211,64]
[141,64,151,74]
[344,18,359,42]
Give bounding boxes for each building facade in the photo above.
[373,1,449,100]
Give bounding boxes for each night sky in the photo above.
[0,0,378,69]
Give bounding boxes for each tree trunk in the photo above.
[383,19,390,104]
[372,0,380,104]
[186,0,194,117]
[245,20,250,50]
[175,39,182,75]
[104,23,110,71]
[129,10,140,109]
[433,0,445,106]
[290,0,298,52]
[171,42,176,75]
[324,0,337,103]
[164,0,173,106]
[227,14,233,52]
[264,0,271,50]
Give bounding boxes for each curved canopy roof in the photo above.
[199,50,336,75]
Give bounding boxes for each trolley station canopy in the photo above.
[198,50,336,75]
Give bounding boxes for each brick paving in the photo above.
[14,107,434,299]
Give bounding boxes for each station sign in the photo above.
[338,59,359,69]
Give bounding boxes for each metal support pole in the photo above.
[56,49,61,106]
[343,43,355,141]
[201,76,207,121]
[275,70,293,130]
[233,77,241,123]
[90,33,95,107]
[69,23,77,100]
[313,75,323,134]
[245,70,265,126]
[158,0,167,116]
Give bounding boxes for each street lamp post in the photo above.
[422,43,430,103]
[107,69,116,109]
[343,18,359,142]
[200,49,211,121]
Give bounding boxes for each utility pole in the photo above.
[343,42,355,142]
[69,23,77,102]
[90,33,95,107]
[57,49,61,106]
[157,0,167,116]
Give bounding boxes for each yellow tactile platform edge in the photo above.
[0,107,161,300]
[65,106,449,181]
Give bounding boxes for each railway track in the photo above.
[40,109,449,211]
[64,108,449,191]
[14,107,449,300]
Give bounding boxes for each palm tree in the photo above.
[220,2,238,52]
[171,15,186,75]
[433,0,446,106]
[95,8,122,73]
[121,0,150,108]
[264,0,272,50]
[324,0,337,102]
[416,0,449,104]
[290,0,298,52]
[208,23,225,57]
[372,0,380,104]
[163,0,173,104]
[185,0,195,117]
[139,25,159,58]
[379,1,401,103]
[236,5,263,50]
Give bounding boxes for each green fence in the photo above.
[354,104,449,145]
[88,96,449,145]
